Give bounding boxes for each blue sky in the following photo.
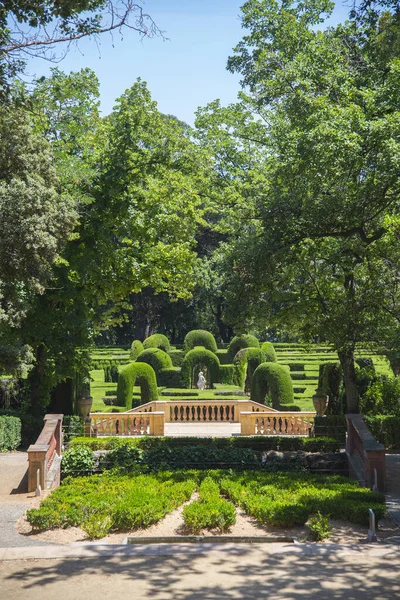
[25,0,350,124]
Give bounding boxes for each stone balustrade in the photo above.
[239,411,316,436]
[90,411,164,437]
[27,414,63,493]
[128,399,276,423]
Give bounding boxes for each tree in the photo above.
[208,0,400,412]
[0,1,163,96]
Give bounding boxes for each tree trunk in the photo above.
[30,344,47,416]
[338,346,359,413]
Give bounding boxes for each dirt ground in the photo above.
[16,493,400,546]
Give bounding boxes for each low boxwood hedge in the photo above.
[364,415,400,450]
[0,415,21,451]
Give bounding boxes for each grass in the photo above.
[26,469,386,537]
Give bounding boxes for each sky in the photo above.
[24,0,351,125]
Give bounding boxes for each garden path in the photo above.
[385,453,400,527]
[0,452,49,548]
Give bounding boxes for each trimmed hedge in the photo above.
[143,334,170,352]
[168,350,185,366]
[218,364,235,385]
[216,350,231,365]
[130,340,144,361]
[180,347,220,389]
[318,363,343,415]
[136,348,173,373]
[227,334,260,362]
[251,362,294,408]
[183,330,218,353]
[364,415,400,450]
[260,342,277,363]
[159,367,182,388]
[70,436,340,453]
[233,347,266,389]
[116,362,159,409]
[314,415,347,444]
[0,415,21,451]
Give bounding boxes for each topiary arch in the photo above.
[260,342,277,363]
[143,334,171,352]
[136,348,173,373]
[227,334,259,362]
[233,347,266,391]
[180,347,220,389]
[183,330,218,353]
[116,362,159,409]
[130,340,144,361]
[251,362,294,409]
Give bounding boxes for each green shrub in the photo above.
[116,362,159,409]
[63,416,84,443]
[0,415,21,451]
[180,347,220,389]
[314,415,347,444]
[318,363,344,415]
[136,348,173,374]
[233,347,266,390]
[159,367,182,388]
[360,376,400,416]
[216,350,231,365]
[81,513,114,540]
[168,350,185,366]
[251,362,294,408]
[260,342,277,363]
[218,364,235,385]
[308,512,331,541]
[143,334,171,353]
[62,446,94,477]
[364,415,400,450]
[183,330,218,353]
[227,334,260,362]
[102,444,143,470]
[183,476,236,533]
[130,340,144,361]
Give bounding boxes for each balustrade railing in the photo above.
[90,412,164,437]
[346,414,385,492]
[240,411,315,436]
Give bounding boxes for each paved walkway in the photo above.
[164,422,241,437]
[0,453,48,548]
[385,453,400,526]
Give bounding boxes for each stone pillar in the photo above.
[27,447,46,493]
[151,413,165,436]
[240,412,254,436]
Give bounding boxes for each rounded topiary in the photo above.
[233,348,266,390]
[130,340,144,361]
[251,362,294,408]
[136,348,173,373]
[227,334,259,362]
[143,334,170,353]
[183,330,218,354]
[180,347,220,389]
[260,342,277,363]
[116,362,159,409]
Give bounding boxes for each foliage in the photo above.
[227,335,260,362]
[308,512,331,541]
[183,477,236,533]
[360,375,400,416]
[233,347,266,389]
[218,364,235,385]
[63,416,84,443]
[0,415,21,451]
[143,334,171,353]
[251,363,294,408]
[168,350,185,366]
[136,348,173,373]
[260,342,277,363]
[318,363,344,415]
[183,330,218,353]
[364,415,400,450]
[130,340,144,361]
[61,446,94,477]
[180,347,220,389]
[314,416,347,444]
[116,362,158,409]
[158,367,182,388]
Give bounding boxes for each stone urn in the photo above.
[76,395,93,419]
[312,388,329,417]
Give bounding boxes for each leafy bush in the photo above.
[215,350,231,365]
[143,334,171,353]
[62,446,95,477]
[183,476,236,533]
[168,350,185,366]
[101,444,143,470]
[130,340,144,361]
[318,363,343,415]
[180,347,220,389]
[260,342,277,363]
[251,362,294,408]
[159,367,182,388]
[136,348,173,373]
[364,415,400,450]
[360,375,400,416]
[0,415,21,451]
[308,511,331,541]
[183,330,218,353]
[116,362,158,409]
[218,364,235,385]
[63,416,84,443]
[233,347,266,389]
[314,415,347,444]
[227,334,259,362]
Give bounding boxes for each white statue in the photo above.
[197,371,206,391]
